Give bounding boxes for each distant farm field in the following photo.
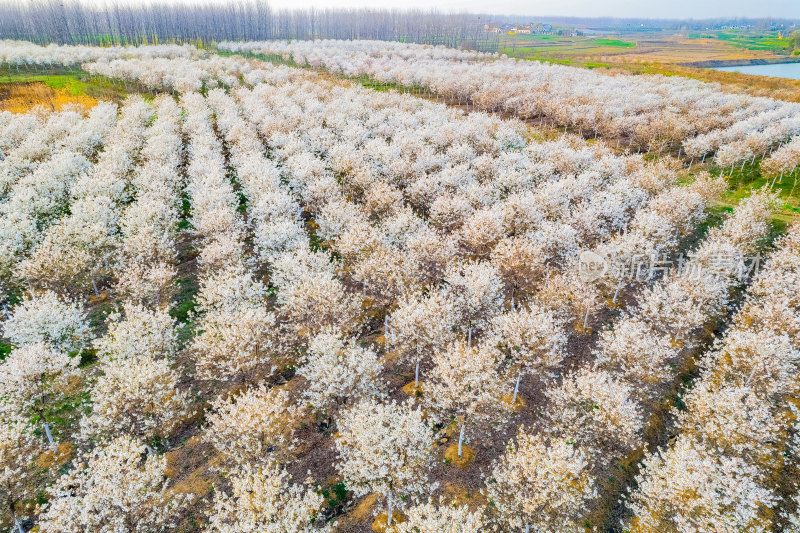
[501,29,795,65]
[493,29,800,102]
[0,70,126,112]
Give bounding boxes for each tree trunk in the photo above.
[511,374,521,404]
[458,423,465,457]
[414,361,419,388]
[387,489,393,525]
[43,421,55,447]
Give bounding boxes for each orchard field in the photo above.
[0,39,800,533]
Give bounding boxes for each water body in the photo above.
[713,62,800,80]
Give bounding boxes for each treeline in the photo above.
[0,0,498,50]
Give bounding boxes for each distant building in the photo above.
[506,22,555,35]
[483,24,500,33]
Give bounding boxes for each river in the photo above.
[713,62,800,80]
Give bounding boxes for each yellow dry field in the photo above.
[647,64,800,102]
[597,36,779,64]
[0,82,98,113]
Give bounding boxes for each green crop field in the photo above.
[585,38,636,48]
[1,73,88,94]
[713,30,794,51]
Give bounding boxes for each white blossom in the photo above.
[39,435,191,532]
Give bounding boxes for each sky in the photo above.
[254,0,800,19]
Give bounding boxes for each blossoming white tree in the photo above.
[442,262,504,334]
[593,316,678,394]
[544,368,643,465]
[625,436,776,533]
[81,304,191,443]
[335,398,435,526]
[270,247,362,342]
[2,290,90,353]
[206,461,327,533]
[0,342,78,445]
[93,303,177,361]
[80,354,191,444]
[386,291,457,390]
[388,499,492,532]
[205,385,297,466]
[484,429,596,533]
[0,416,43,533]
[191,266,275,381]
[296,328,383,412]
[426,340,509,458]
[38,436,190,532]
[485,304,567,404]
[677,382,780,464]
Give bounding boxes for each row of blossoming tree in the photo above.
[219,39,800,172]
